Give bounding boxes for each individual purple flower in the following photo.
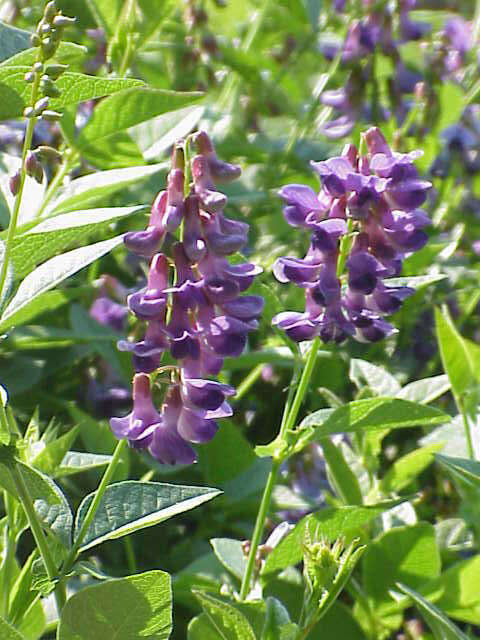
[110,374,161,448]
[273,127,431,344]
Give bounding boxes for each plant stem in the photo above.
[235,363,264,401]
[458,396,475,460]
[62,438,127,573]
[7,462,66,613]
[0,74,41,300]
[239,338,320,600]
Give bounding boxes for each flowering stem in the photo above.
[458,397,475,460]
[7,462,66,613]
[239,337,320,600]
[0,72,41,302]
[61,438,127,574]
[235,363,264,401]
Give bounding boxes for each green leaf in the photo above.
[0,614,26,639]
[56,451,112,477]
[198,421,256,486]
[379,444,443,493]
[76,87,203,150]
[396,583,469,640]
[396,375,450,404]
[304,398,448,440]
[0,460,72,548]
[10,206,142,280]
[435,307,480,398]
[193,591,256,640]
[383,274,447,289]
[130,105,205,161]
[261,598,298,640]
[262,500,404,576]
[188,614,223,639]
[74,481,221,552]
[435,83,465,131]
[320,438,363,505]
[0,235,124,330]
[210,538,247,581]
[435,454,480,490]
[421,555,480,625]
[0,67,143,119]
[0,288,84,332]
[0,22,30,63]
[31,427,79,477]
[57,570,172,640]
[363,523,440,606]
[350,359,401,397]
[86,0,123,36]
[0,42,87,68]
[47,163,167,215]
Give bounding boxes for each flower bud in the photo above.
[44,63,68,79]
[53,15,76,27]
[40,109,63,121]
[25,151,40,177]
[30,33,41,47]
[24,71,35,83]
[9,172,21,196]
[23,107,35,118]
[40,77,61,97]
[35,146,62,162]
[33,62,44,73]
[34,97,50,114]
[44,1,57,21]
[40,23,51,35]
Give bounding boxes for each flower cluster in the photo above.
[273,127,431,344]
[319,0,430,139]
[111,132,263,464]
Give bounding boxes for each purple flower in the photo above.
[110,374,161,447]
[90,297,128,332]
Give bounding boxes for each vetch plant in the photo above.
[0,1,479,639]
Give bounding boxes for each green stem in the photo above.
[473,0,480,46]
[62,438,127,573]
[239,458,280,600]
[235,363,264,401]
[239,338,320,600]
[0,74,41,300]
[458,396,474,460]
[8,462,66,613]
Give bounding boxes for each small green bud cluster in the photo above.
[30,1,76,61]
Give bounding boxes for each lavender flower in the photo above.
[273,127,431,344]
[111,132,263,464]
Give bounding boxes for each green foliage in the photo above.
[57,570,172,639]
[74,481,221,551]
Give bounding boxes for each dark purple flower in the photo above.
[110,374,160,447]
[90,297,128,332]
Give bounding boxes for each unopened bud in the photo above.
[44,63,68,79]
[34,164,44,184]
[40,23,51,35]
[23,107,35,118]
[30,33,41,47]
[25,151,39,177]
[52,15,76,27]
[44,1,57,21]
[41,38,57,58]
[414,82,426,101]
[40,109,62,121]
[35,145,62,162]
[33,62,44,73]
[24,71,35,83]
[9,172,21,196]
[40,77,61,97]
[34,97,50,114]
